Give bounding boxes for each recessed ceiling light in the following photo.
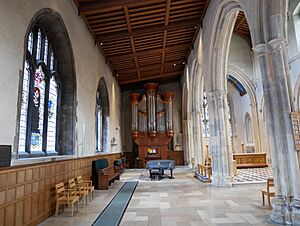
[194,26,197,29]
[173,63,176,66]
[100,42,103,46]
[116,74,119,77]
[183,62,185,65]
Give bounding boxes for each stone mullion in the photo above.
[207,90,233,187]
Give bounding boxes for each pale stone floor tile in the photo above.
[210,217,233,224]
[160,192,169,197]
[39,169,275,226]
[240,213,261,224]
[226,213,246,223]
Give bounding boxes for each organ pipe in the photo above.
[129,83,174,138]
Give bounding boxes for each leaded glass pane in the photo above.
[30,65,45,152]
[18,61,30,152]
[46,76,58,152]
[28,32,33,54]
[44,37,48,64]
[36,30,42,60]
[97,108,103,151]
[227,100,233,138]
[50,51,54,71]
[202,92,210,138]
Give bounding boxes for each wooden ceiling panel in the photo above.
[140,68,162,78]
[75,0,211,89]
[234,11,251,44]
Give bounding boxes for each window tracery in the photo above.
[18,26,60,157]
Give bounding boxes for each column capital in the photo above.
[268,38,287,52]
[206,90,227,98]
[252,39,287,55]
[252,43,268,56]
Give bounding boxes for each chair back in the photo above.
[267,178,274,193]
[76,176,83,184]
[55,182,65,200]
[68,178,76,189]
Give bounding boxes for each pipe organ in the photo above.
[129,83,174,167]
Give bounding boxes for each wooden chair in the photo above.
[76,175,95,201]
[68,178,88,205]
[55,182,79,216]
[261,178,275,209]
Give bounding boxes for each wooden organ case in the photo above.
[130,83,174,167]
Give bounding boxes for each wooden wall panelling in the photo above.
[0,153,121,226]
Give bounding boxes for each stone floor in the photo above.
[39,168,274,226]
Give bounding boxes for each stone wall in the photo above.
[0,0,122,163]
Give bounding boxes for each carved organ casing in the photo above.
[129,83,174,167]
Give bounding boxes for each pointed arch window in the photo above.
[201,92,233,139]
[96,102,103,152]
[18,26,60,157]
[245,113,253,143]
[202,91,210,138]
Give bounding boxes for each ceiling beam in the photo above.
[115,59,185,74]
[79,0,165,15]
[95,18,200,43]
[234,17,246,31]
[108,43,190,60]
[119,71,182,84]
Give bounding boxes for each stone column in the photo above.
[207,90,233,187]
[253,40,300,225]
[182,119,189,165]
[187,113,194,167]
[250,103,262,153]
[192,111,203,166]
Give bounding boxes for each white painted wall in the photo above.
[228,35,253,82]
[0,0,122,162]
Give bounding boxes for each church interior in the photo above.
[0,0,300,225]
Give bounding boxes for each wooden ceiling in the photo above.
[234,11,251,43]
[73,1,251,89]
[73,0,209,89]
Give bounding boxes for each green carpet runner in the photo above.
[92,181,138,226]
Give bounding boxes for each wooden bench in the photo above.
[233,153,268,168]
[98,166,120,190]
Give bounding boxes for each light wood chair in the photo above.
[68,178,88,205]
[55,182,79,216]
[261,178,275,209]
[76,175,95,201]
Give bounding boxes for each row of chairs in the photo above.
[55,176,95,216]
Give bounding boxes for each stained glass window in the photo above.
[36,29,42,60]
[96,106,103,152]
[18,26,60,157]
[202,92,210,138]
[46,76,58,152]
[201,92,233,138]
[18,61,30,153]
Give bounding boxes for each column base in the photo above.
[211,175,232,187]
[269,195,292,225]
[292,199,300,225]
